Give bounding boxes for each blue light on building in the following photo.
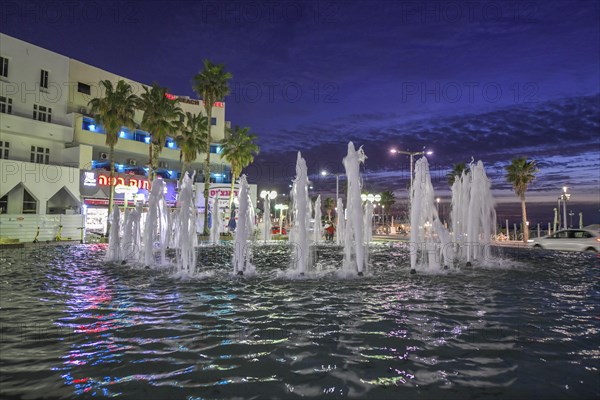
[119,131,126,138]
[89,124,95,131]
[145,136,151,144]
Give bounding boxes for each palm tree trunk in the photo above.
[230,173,236,207]
[203,106,212,235]
[148,142,154,181]
[152,143,161,180]
[107,144,116,237]
[521,195,529,242]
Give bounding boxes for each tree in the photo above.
[193,60,232,235]
[137,83,183,181]
[221,126,259,206]
[447,162,470,186]
[88,79,137,236]
[380,191,396,233]
[174,112,208,183]
[323,197,335,222]
[505,157,539,242]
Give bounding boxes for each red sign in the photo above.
[209,188,238,198]
[202,101,225,108]
[98,174,150,190]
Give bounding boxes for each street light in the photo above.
[390,147,433,196]
[561,186,571,230]
[568,210,574,228]
[321,170,342,204]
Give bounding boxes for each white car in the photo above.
[529,229,600,253]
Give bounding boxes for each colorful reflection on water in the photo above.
[0,244,598,399]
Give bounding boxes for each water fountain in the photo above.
[261,195,272,242]
[363,200,373,244]
[342,142,367,276]
[120,203,143,262]
[450,160,496,266]
[409,157,455,273]
[142,178,168,267]
[174,172,197,275]
[104,142,495,277]
[336,198,345,246]
[313,195,322,243]
[105,207,122,262]
[209,196,221,245]
[232,175,254,276]
[290,152,310,276]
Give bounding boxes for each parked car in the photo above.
[529,229,599,253]
[271,226,287,235]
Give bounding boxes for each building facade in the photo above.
[0,33,245,239]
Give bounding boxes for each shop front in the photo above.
[79,170,178,235]
[196,183,258,234]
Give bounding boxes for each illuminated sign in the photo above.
[203,100,225,108]
[209,188,238,198]
[98,174,150,190]
[163,93,224,108]
[164,93,201,106]
[83,171,97,187]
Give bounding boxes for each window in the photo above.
[211,117,217,126]
[40,69,49,88]
[0,194,7,214]
[0,141,8,159]
[30,146,49,164]
[574,231,593,239]
[0,96,12,114]
[77,82,91,95]
[23,190,37,214]
[0,57,7,77]
[33,104,52,123]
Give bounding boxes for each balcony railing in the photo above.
[82,117,223,154]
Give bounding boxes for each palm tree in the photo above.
[88,79,137,236]
[174,112,208,182]
[447,162,470,186]
[193,60,232,234]
[137,83,183,181]
[221,126,259,206]
[323,197,335,222]
[505,157,539,242]
[380,191,396,233]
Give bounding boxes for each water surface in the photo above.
[0,244,598,399]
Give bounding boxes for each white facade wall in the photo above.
[0,33,72,129]
[0,33,240,242]
[0,34,80,219]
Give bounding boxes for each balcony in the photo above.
[91,161,231,184]
[81,117,225,154]
[0,111,73,143]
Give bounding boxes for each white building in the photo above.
[0,33,79,216]
[0,33,250,241]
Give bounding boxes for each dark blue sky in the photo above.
[2,0,599,221]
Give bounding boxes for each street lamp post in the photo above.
[569,210,574,228]
[561,186,571,230]
[390,148,433,198]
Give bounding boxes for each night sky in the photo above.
[2,0,599,223]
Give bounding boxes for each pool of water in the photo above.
[0,244,598,399]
